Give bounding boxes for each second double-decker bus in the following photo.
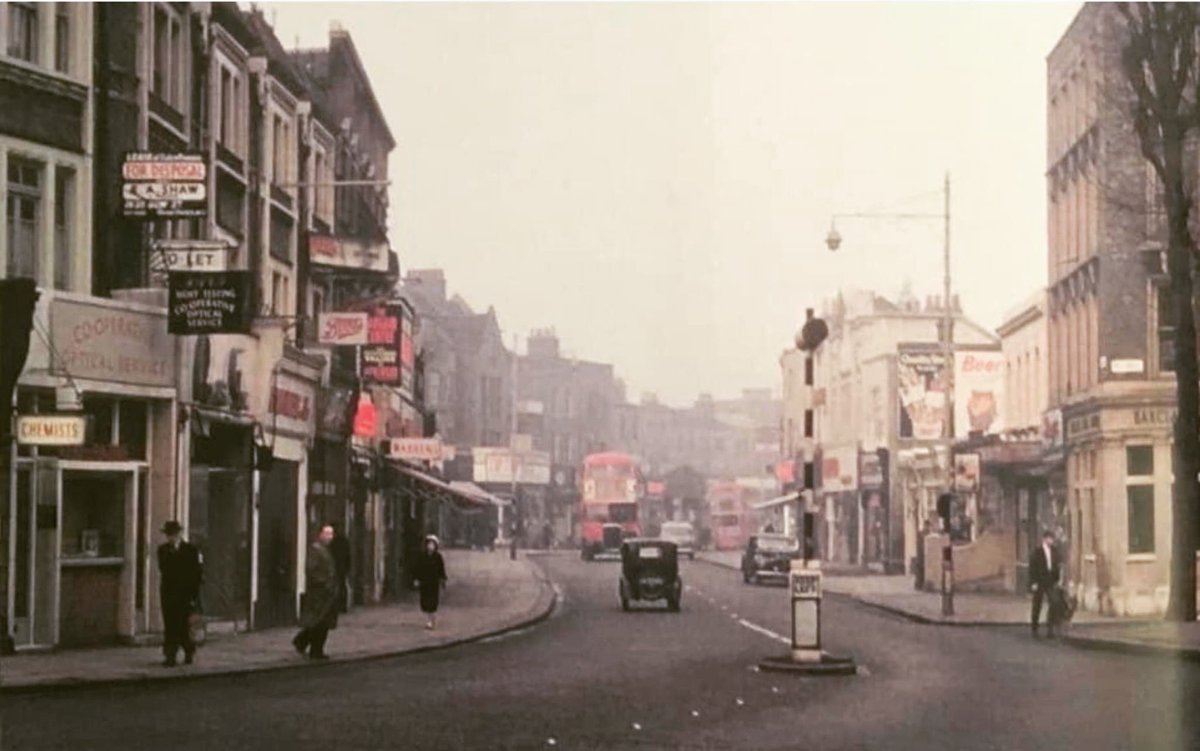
[706,480,759,551]
[579,451,642,560]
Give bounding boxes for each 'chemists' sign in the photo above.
[168,271,252,335]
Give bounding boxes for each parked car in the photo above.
[658,521,696,560]
[741,533,800,585]
[618,539,682,612]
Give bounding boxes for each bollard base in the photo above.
[758,653,858,677]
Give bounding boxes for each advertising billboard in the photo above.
[318,312,369,345]
[898,351,949,440]
[360,307,400,384]
[955,351,1004,438]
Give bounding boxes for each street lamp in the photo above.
[824,172,954,616]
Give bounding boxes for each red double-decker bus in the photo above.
[578,452,642,560]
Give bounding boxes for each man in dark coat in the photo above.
[329,528,351,614]
[157,521,202,667]
[293,524,339,659]
[1029,530,1062,638]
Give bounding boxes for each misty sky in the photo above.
[265,1,1081,408]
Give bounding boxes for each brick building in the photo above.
[1048,5,1177,616]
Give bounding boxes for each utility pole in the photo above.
[509,333,519,560]
[941,172,955,617]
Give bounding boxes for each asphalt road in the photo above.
[4,554,1199,750]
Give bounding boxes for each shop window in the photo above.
[85,396,114,445]
[1127,485,1155,554]
[61,473,126,559]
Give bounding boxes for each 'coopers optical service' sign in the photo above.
[122,153,208,220]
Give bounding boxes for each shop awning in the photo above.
[752,491,800,511]
[449,481,511,507]
[394,464,491,507]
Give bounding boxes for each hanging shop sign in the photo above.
[16,415,88,446]
[156,241,229,273]
[387,437,445,463]
[168,271,253,335]
[121,152,208,220]
[360,307,400,384]
[318,312,369,345]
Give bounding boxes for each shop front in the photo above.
[3,293,176,649]
[859,449,890,571]
[819,445,858,565]
[1065,398,1174,616]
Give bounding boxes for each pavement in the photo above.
[0,549,556,693]
[695,550,1200,659]
[6,554,1200,750]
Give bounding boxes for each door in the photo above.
[189,466,251,624]
[256,460,297,629]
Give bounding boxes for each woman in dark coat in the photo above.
[412,535,448,630]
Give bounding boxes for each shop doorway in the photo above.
[8,461,142,648]
[255,459,298,629]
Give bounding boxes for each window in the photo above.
[54,4,70,73]
[54,167,74,290]
[152,6,183,109]
[6,158,42,280]
[272,113,292,186]
[271,271,284,316]
[217,65,245,155]
[7,3,38,63]
[1126,446,1155,554]
[1157,285,1176,373]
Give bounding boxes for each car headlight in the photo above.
[754,554,766,566]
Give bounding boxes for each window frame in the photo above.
[151,3,185,112]
[6,155,44,281]
[1125,445,1156,555]
[6,2,39,64]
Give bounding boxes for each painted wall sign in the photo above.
[268,374,317,439]
[308,235,390,273]
[318,312,369,345]
[955,350,1005,438]
[121,152,208,219]
[16,415,88,446]
[168,271,253,335]
[50,297,173,388]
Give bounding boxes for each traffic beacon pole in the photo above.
[937,493,955,616]
[759,310,855,675]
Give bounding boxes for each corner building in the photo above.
[1048,5,1177,616]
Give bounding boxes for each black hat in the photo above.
[162,520,183,535]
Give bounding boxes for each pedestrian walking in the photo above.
[330,527,351,614]
[1029,530,1062,638]
[293,524,339,659]
[157,520,202,667]
[412,534,448,630]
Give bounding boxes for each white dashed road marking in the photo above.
[737,618,791,646]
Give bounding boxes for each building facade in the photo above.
[1048,5,1177,616]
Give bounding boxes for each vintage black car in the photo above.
[741,533,800,585]
[619,539,682,612]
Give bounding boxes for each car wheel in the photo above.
[752,574,760,586]
[668,597,680,612]
[742,570,751,584]
[689,552,695,561]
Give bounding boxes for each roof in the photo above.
[584,451,637,467]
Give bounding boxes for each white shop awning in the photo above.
[752,491,800,511]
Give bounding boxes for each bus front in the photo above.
[579,453,641,559]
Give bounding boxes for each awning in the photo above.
[449,481,511,507]
[753,491,800,511]
[394,464,490,507]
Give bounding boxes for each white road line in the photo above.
[737,618,791,646]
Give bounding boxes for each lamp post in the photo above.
[825,173,954,615]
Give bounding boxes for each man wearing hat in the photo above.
[157,521,202,666]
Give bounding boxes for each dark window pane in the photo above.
[1127,484,1155,554]
[1126,446,1154,477]
[118,400,148,461]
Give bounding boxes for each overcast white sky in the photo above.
[265,1,1081,408]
